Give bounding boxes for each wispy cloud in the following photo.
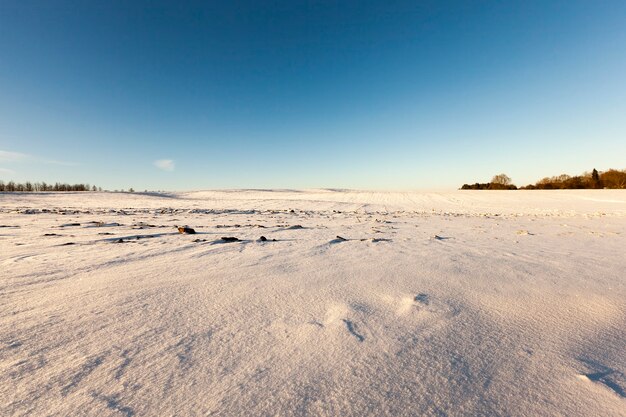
[44,159,80,167]
[0,149,78,166]
[0,150,30,162]
[154,159,175,171]
[0,167,15,175]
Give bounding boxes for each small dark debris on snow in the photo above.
[61,242,76,246]
[415,293,430,305]
[43,233,60,236]
[259,236,276,242]
[220,236,240,242]
[193,238,207,243]
[61,223,81,227]
[133,222,156,228]
[98,232,114,235]
[287,225,304,230]
[335,235,348,241]
[177,226,196,234]
[7,340,22,349]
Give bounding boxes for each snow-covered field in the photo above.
[1,189,625,416]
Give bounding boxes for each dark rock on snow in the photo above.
[177,226,196,234]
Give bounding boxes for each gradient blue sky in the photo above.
[1,1,625,190]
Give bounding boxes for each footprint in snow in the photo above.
[396,293,458,318]
[319,304,367,343]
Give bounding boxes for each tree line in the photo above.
[461,168,626,190]
[0,181,101,192]
[461,174,518,190]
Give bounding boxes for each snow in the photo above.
[1,189,625,416]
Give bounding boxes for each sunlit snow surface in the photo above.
[1,190,625,416]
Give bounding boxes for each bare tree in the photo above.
[491,174,512,186]
[601,169,626,189]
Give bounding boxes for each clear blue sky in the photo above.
[1,1,625,190]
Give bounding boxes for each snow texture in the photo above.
[1,189,625,416]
